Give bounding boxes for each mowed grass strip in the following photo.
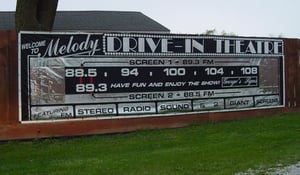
[0,113,299,175]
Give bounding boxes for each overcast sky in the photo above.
[1,0,299,38]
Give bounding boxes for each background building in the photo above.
[0,11,170,33]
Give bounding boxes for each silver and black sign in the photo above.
[19,32,284,122]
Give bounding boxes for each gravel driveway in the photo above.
[236,161,300,175]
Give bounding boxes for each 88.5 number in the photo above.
[65,68,97,77]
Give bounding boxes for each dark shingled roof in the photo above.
[0,11,170,33]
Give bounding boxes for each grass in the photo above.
[0,113,299,175]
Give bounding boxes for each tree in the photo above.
[204,29,217,35]
[202,28,237,36]
[15,0,58,31]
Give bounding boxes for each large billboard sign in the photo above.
[19,32,284,122]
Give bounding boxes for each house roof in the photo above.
[0,11,170,33]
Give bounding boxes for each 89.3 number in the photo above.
[76,83,107,93]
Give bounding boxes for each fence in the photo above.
[0,30,299,140]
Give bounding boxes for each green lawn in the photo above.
[0,113,299,175]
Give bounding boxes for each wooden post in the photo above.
[0,31,10,124]
[297,40,300,108]
[8,31,18,123]
[284,39,298,109]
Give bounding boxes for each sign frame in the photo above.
[18,31,285,123]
